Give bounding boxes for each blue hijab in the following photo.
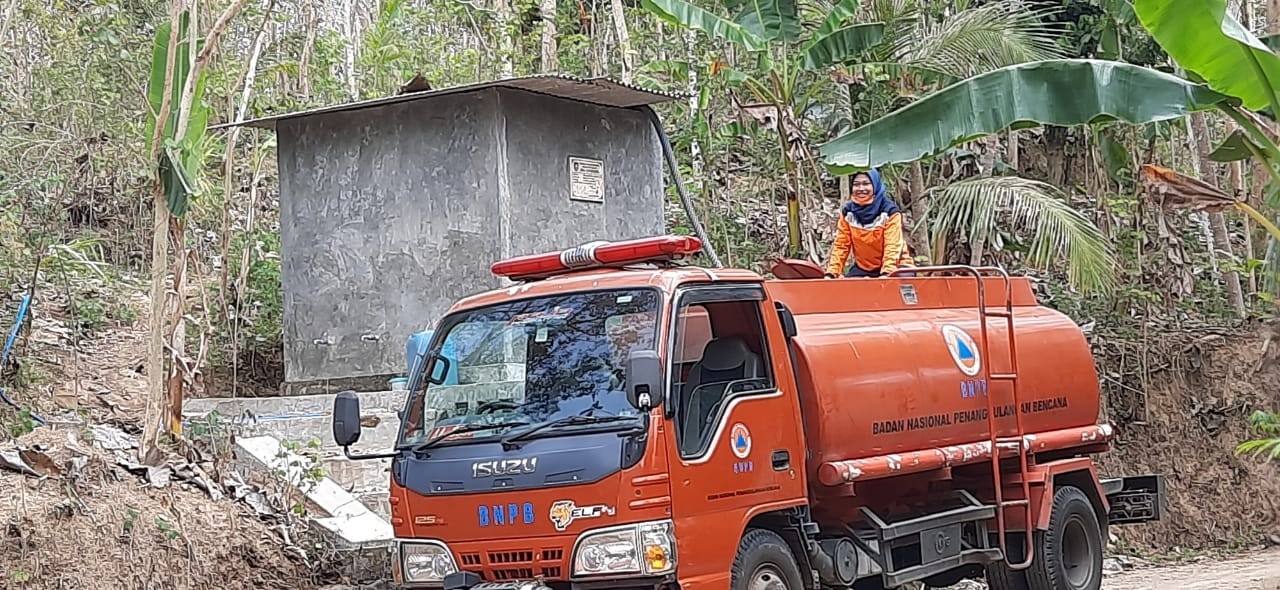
[842,168,899,226]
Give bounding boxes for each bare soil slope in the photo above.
[0,289,326,590]
[1096,325,1280,551]
[0,425,318,590]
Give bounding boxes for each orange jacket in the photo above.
[826,169,909,276]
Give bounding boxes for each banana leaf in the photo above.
[819,59,1231,173]
[723,0,801,42]
[1208,129,1263,163]
[641,0,766,51]
[802,23,885,70]
[1134,0,1280,113]
[811,0,860,39]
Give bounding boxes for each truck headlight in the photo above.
[572,520,676,577]
[400,540,458,584]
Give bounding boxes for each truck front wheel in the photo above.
[1026,485,1104,590]
[730,528,806,590]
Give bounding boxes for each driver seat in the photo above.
[679,337,763,455]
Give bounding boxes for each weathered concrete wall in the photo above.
[498,88,665,256]
[277,91,503,385]
[276,87,667,386]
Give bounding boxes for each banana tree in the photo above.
[816,0,1280,457]
[818,0,1280,289]
[142,9,209,463]
[821,0,1280,197]
[141,0,247,464]
[640,0,887,256]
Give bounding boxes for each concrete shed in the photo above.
[217,76,683,392]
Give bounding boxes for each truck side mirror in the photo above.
[626,350,664,412]
[333,390,362,447]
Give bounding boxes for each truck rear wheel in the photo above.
[986,562,1031,590]
[1026,485,1104,590]
[730,529,806,590]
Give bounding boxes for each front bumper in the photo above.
[443,574,551,590]
[440,572,671,590]
[399,519,676,589]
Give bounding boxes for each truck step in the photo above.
[993,437,1028,450]
[882,549,1004,588]
[989,373,1018,380]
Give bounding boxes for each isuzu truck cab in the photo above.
[331,235,1163,590]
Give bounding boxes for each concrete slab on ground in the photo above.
[233,435,394,549]
[186,391,404,520]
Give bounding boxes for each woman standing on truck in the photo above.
[824,168,916,278]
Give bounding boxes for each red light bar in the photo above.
[491,235,703,280]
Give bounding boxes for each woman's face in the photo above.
[851,173,875,205]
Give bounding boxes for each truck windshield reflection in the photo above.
[398,288,660,448]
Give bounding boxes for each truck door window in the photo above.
[669,287,775,458]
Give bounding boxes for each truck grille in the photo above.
[458,547,566,580]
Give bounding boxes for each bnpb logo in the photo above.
[730,422,752,459]
[941,324,981,377]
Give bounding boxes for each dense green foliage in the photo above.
[0,0,1276,454]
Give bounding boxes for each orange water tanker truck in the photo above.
[331,234,1164,590]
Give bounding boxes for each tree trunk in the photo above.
[1190,112,1247,315]
[493,0,514,78]
[685,28,703,218]
[1231,146,1256,295]
[1270,0,1280,35]
[342,0,359,98]
[909,161,932,262]
[539,0,558,72]
[299,0,318,100]
[142,0,184,466]
[609,0,633,82]
[165,219,188,435]
[142,184,171,465]
[1007,129,1019,173]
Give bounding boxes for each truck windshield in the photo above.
[398,288,660,448]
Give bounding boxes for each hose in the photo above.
[0,294,47,425]
[636,105,724,268]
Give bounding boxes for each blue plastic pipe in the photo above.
[0,294,46,425]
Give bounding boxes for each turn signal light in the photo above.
[645,544,669,571]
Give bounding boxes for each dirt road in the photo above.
[1103,549,1280,589]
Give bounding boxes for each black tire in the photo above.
[1026,486,1104,590]
[986,561,1032,590]
[730,528,807,590]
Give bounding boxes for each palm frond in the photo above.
[894,2,1067,78]
[933,176,1117,294]
[1235,411,1280,462]
[864,0,919,44]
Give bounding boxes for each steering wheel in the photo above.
[475,399,519,414]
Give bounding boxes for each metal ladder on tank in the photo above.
[888,265,1034,569]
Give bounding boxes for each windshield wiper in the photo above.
[501,412,639,449]
[405,421,530,454]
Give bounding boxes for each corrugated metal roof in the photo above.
[211,74,687,130]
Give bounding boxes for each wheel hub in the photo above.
[749,565,790,590]
[1061,514,1095,589]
